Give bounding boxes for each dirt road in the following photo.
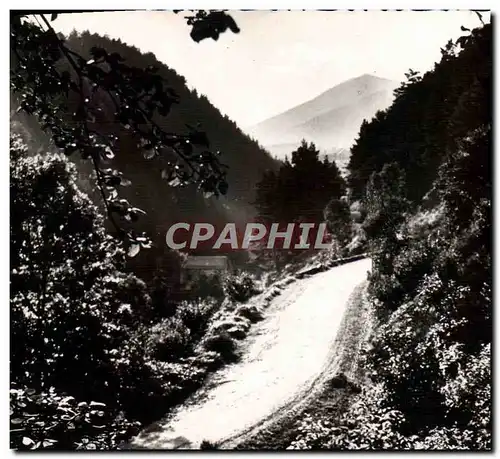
[131,258,372,449]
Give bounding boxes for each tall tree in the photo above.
[255,140,346,225]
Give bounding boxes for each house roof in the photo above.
[183,255,230,269]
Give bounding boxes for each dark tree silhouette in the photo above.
[255,140,346,225]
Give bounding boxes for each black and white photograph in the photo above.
[8,7,492,451]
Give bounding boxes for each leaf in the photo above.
[143,148,156,160]
[42,439,57,447]
[22,437,34,446]
[225,15,240,34]
[168,177,182,188]
[51,13,58,21]
[104,146,115,159]
[89,401,106,408]
[60,396,75,405]
[11,418,23,425]
[132,207,146,214]
[128,244,140,258]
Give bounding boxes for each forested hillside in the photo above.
[290,21,491,450]
[347,26,490,204]
[13,27,280,285]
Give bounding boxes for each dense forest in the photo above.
[288,21,491,450]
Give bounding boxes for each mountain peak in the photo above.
[357,73,389,80]
[248,74,399,156]
[335,73,395,88]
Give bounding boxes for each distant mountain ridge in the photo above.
[248,74,400,159]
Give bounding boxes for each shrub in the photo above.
[146,317,192,361]
[145,298,221,363]
[9,135,170,429]
[235,304,264,323]
[10,135,151,405]
[175,299,220,342]
[324,197,352,246]
[146,360,207,405]
[200,440,219,449]
[223,272,259,303]
[201,332,238,363]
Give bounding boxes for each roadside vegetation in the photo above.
[281,21,491,451]
[10,129,268,450]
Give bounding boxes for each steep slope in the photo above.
[248,74,399,158]
[62,31,279,240]
[296,89,396,148]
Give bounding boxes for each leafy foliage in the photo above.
[289,21,491,451]
[10,134,151,397]
[10,384,140,450]
[10,12,241,250]
[223,272,260,303]
[184,10,240,42]
[9,134,168,448]
[56,28,278,274]
[9,135,258,449]
[324,197,352,247]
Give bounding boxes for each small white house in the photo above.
[180,255,233,287]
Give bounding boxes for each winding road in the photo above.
[131,258,372,449]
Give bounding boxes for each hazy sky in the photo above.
[53,10,488,127]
